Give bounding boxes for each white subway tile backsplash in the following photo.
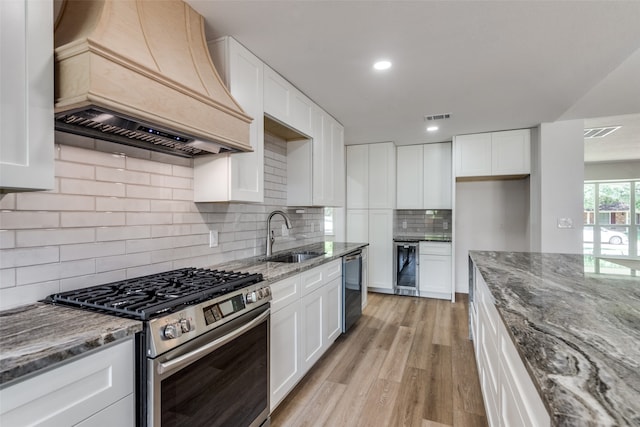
[125,212,173,226]
[60,270,127,292]
[0,247,59,269]
[60,241,125,261]
[61,212,126,228]
[0,230,15,249]
[126,184,172,200]
[96,166,151,185]
[59,144,125,168]
[0,193,17,210]
[16,193,95,211]
[151,224,193,238]
[0,269,16,289]
[0,212,60,229]
[150,200,194,213]
[96,225,151,241]
[126,262,174,279]
[55,161,95,179]
[172,188,194,201]
[16,228,95,247]
[172,165,193,178]
[150,174,192,189]
[126,157,172,175]
[17,259,95,286]
[126,237,174,254]
[96,252,151,273]
[61,178,125,197]
[0,281,60,311]
[96,197,151,212]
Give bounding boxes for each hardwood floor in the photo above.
[270,293,488,427]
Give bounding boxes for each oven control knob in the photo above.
[263,287,271,297]
[180,319,192,333]
[246,291,257,304]
[163,323,182,340]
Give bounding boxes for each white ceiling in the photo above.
[186,0,640,161]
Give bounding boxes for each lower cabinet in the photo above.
[419,242,452,300]
[269,260,343,411]
[472,271,550,427]
[0,339,134,427]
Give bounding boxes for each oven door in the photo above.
[148,305,270,427]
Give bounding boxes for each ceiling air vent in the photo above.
[424,113,451,121]
[584,126,621,139]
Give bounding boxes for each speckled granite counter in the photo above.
[470,251,640,426]
[210,241,368,282]
[0,303,141,386]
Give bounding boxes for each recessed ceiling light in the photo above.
[373,60,392,70]
[427,126,439,132]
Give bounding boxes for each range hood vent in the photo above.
[54,0,252,157]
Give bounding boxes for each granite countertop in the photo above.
[0,303,141,386]
[469,251,640,426]
[210,241,368,282]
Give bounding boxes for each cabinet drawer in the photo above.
[324,259,342,282]
[0,339,134,426]
[270,275,301,313]
[419,241,451,255]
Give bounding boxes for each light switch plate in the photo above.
[557,218,574,229]
[402,220,407,229]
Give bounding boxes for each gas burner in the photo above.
[46,268,263,320]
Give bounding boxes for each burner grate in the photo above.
[46,268,263,320]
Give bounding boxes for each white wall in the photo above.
[530,120,584,253]
[454,179,530,293]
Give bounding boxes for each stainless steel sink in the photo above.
[263,251,325,263]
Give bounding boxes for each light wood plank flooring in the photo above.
[271,293,488,427]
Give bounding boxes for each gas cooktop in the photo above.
[45,268,263,320]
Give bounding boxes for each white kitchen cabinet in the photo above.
[269,260,343,411]
[0,0,54,192]
[423,142,452,208]
[396,142,452,209]
[0,339,134,426]
[396,145,423,209]
[287,107,344,207]
[346,209,368,242]
[419,242,452,300]
[455,129,530,178]
[346,145,369,209]
[270,299,302,411]
[263,65,313,137]
[368,142,396,209]
[472,270,550,427]
[195,36,264,202]
[368,209,393,292]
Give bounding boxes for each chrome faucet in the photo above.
[266,210,293,256]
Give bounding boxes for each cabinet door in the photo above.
[325,278,342,344]
[368,209,393,291]
[491,129,531,175]
[455,133,492,177]
[0,0,54,192]
[0,339,134,426]
[300,288,324,372]
[263,65,291,124]
[419,254,452,299]
[290,90,313,137]
[196,37,264,202]
[423,142,452,209]
[346,145,369,208]
[368,142,396,209]
[270,301,301,411]
[346,209,368,243]
[396,145,423,209]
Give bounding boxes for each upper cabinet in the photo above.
[346,142,396,209]
[264,66,313,138]
[195,37,264,202]
[396,142,451,209]
[0,0,54,192]
[454,129,530,179]
[287,108,344,207]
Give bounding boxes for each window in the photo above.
[584,180,638,275]
[324,207,334,235]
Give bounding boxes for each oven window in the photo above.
[161,320,268,427]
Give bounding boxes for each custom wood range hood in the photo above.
[54,0,253,157]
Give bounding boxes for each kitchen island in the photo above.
[469,251,639,426]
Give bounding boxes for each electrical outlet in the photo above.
[209,230,218,247]
[402,220,407,229]
[311,222,314,233]
[443,221,448,230]
[282,224,289,236]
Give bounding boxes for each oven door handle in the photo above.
[157,308,270,377]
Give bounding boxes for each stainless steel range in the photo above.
[46,268,271,427]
